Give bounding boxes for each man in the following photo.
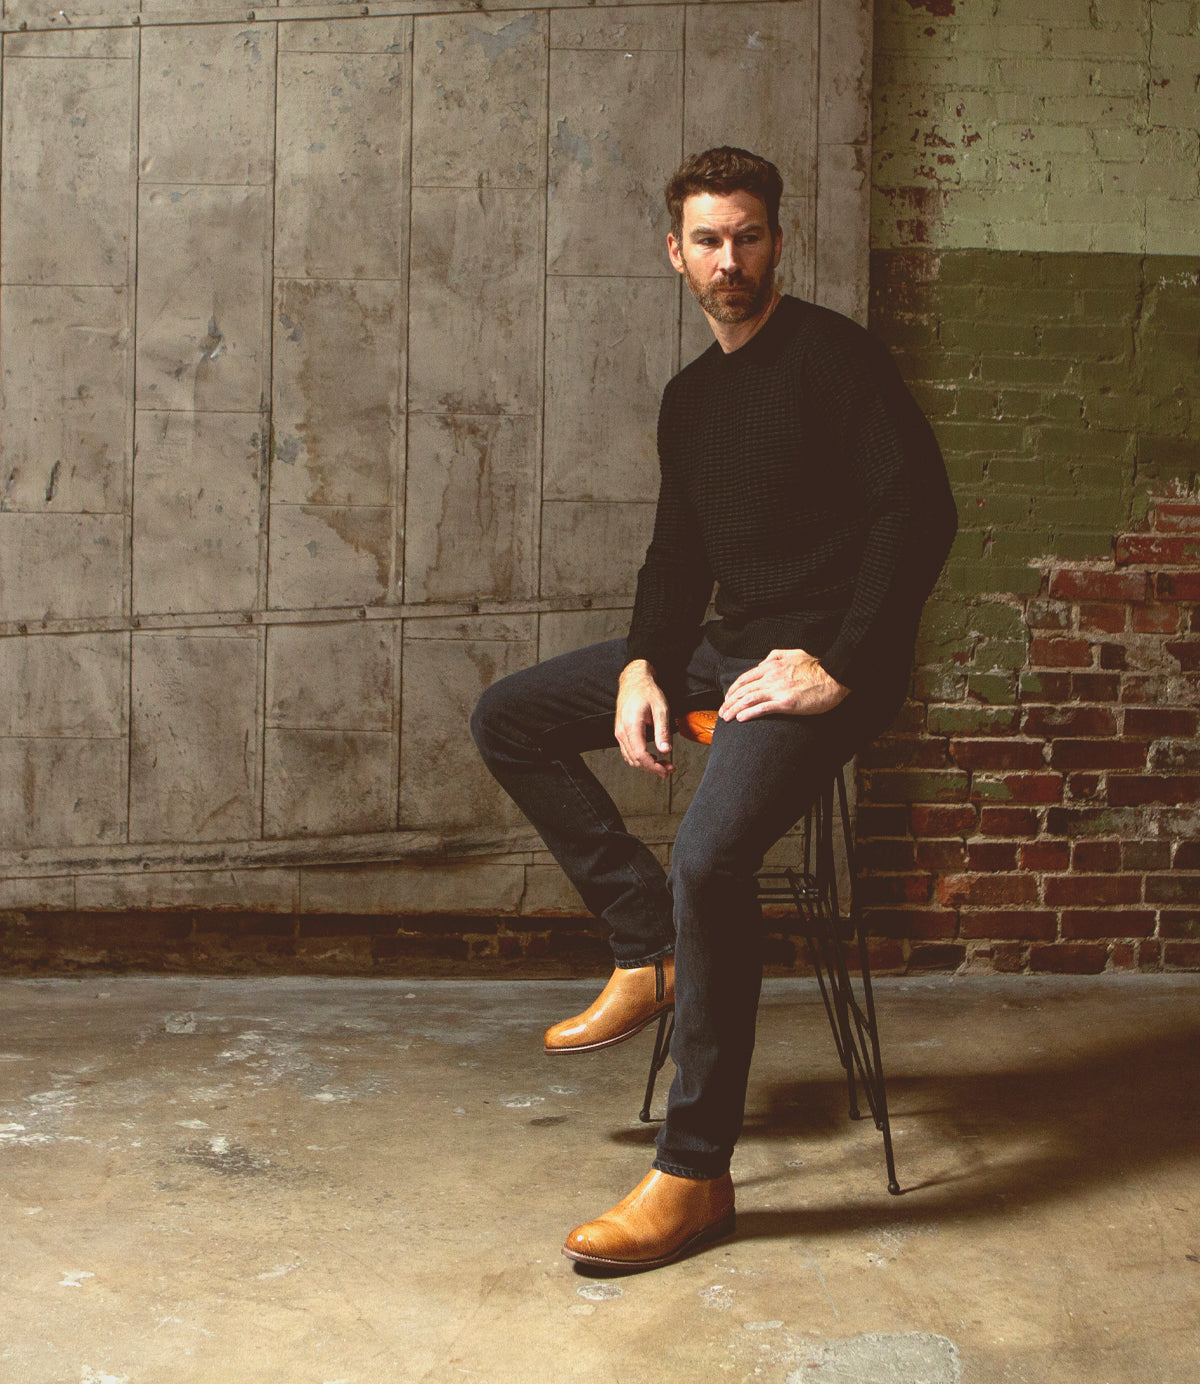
[471,147,957,1272]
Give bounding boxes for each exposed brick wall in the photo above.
[856,495,1200,974]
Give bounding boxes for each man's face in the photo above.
[667,190,782,324]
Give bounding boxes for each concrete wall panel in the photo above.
[138,24,276,187]
[75,868,299,911]
[129,630,261,844]
[132,410,264,616]
[0,55,134,286]
[543,276,676,503]
[404,414,538,603]
[266,622,395,731]
[267,503,393,609]
[815,146,871,323]
[272,278,404,508]
[274,46,411,280]
[0,514,125,622]
[136,186,271,414]
[408,187,544,416]
[539,500,655,598]
[550,6,683,52]
[412,12,547,189]
[278,17,410,53]
[400,630,536,828]
[547,48,682,277]
[0,738,127,849]
[0,633,127,739]
[263,728,395,837]
[300,860,526,915]
[0,285,130,514]
[683,3,819,203]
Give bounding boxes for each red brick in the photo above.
[1043,874,1141,906]
[1131,604,1182,634]
[1029,636,1094,668]
[1048,568,1147,602]
[858,737,950,769]
[863,938,906,973]
[1154,571,1200,601]
[1175,842,1200,869]
[937,872,1040,907]
[1109,943,1136,969]
[1026,600,1072,630]
[1122,707,1199,738]
[1165,640,1200,671]
[915,838,968,870]
[1144,873,1200,904]
[966,841,1019,870]
[857,874,934,906]
[862,908,959,940]
[1029,941,1109,974]
[906,942,967,973]
[1045,806,1146,837]
[979,806,1039,836]
[1050,739,1148,770]
[1124,840,1172,870]
[856,804,909,837]
[995,773,1064,804]
[951,739,1046,771]
[1066,772,1104,801]
[857,839,917,871]
[1159,910,1200,938]
[911,803,978,836]
[1163,941,1200,969]
[1108,775,1200,806]
[1021,705,1118,738]
[1097,642,1127,671]
[992,942,1028,973]
[1078,602,1127,634]
[1139,939,1162,969]
[1021,840,1071,871]
[1070,672,1121,701]
[1116,534,1200,567]
[1071,840,1122,871]
[1060,909,1156,939]
[1152,502,1200,532]
[959,909,1057,941]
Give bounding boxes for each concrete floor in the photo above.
[1,974,1198,1384]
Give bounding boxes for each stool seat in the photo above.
[676,709,719,744]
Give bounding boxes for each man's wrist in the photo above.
[620,658,657,685]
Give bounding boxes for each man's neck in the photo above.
[706,289,783,354]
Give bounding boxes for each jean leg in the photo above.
[470,638,677,965]
[653,687,892,1180]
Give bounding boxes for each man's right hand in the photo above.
[614,660,674,778]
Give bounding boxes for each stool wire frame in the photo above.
[639,763,901,1196]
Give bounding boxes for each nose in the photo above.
[717,238,739,273]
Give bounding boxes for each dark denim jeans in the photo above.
[470,636,899,1181]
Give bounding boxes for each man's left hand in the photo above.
[719,648,850,721]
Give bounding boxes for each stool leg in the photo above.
[639,1011,675,1123]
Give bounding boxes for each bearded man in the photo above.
[471,147,957,1271]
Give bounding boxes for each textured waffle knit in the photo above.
[625,295,958,695]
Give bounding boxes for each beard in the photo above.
[683,261,774,323]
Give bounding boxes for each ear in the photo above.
[666,231,685,274]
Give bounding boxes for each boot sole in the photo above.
[543,1004,673,1056]
[562,1210,735,1272]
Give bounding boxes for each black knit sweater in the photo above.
[626,295,958,696]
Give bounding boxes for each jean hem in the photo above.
[614,946,674,969]
[651,1156,729,1181]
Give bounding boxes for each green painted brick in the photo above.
[927,703,1020,736]
[973,638,1031,669]
[913,666,969,702]
[965,602,1027,639]
[967,672,1019,704]
[946,564,1044,597]
[979,356,1076,387]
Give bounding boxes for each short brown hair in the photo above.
[664,147,784,240]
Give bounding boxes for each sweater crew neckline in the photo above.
[705,294,801,369]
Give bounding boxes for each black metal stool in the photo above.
[639,711,901,1196]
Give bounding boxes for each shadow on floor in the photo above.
[609,1019,1200,1239]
